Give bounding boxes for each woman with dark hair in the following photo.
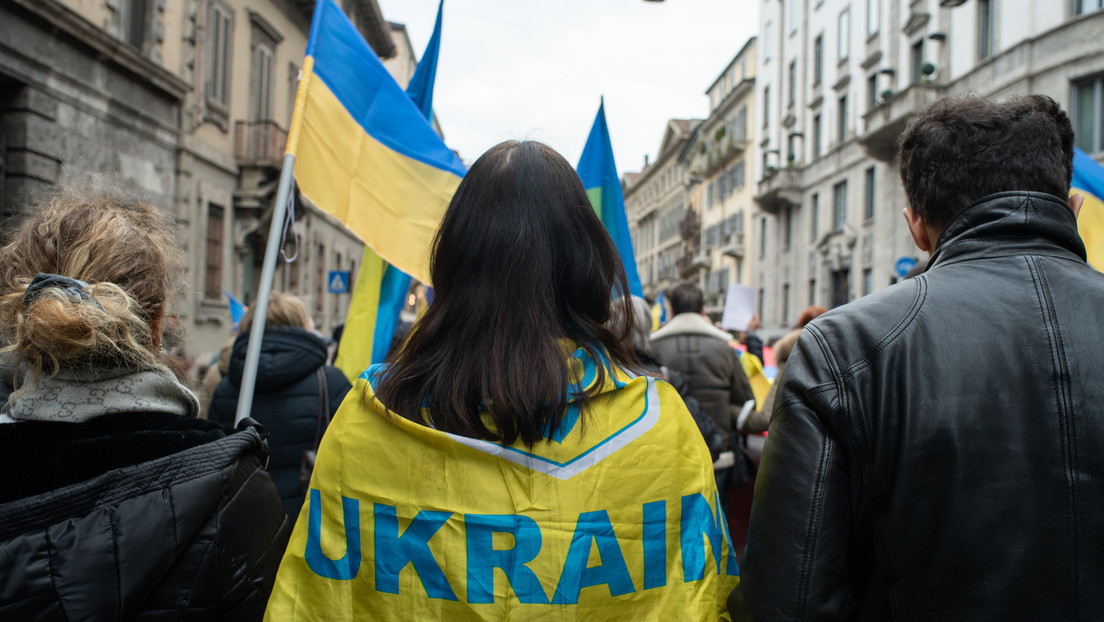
[266,141,738,620]
[0,188,290,619]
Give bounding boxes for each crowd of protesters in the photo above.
[0,93,1102,621]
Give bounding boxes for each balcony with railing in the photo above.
[860,83,947,161]
[704,139,749,176]
[720,232,745,258]
[755,167,803,215]
[693,247,712,269]
[234,120,288,167]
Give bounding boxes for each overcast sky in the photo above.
[375,0,759,176]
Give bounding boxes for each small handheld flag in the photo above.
[223,290,247,332]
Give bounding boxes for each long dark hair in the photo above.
[374,140,639,446]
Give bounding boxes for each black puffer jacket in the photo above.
[731,192,1104,621]
[0,413,290,620]
[210,327,351,520]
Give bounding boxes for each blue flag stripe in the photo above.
[305,0,465,178]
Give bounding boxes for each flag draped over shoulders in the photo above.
[265,348,739,620]
[286,0,463,286]
[1072,147,1104,271]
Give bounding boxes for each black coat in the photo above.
[731,192,1104,621]
[650,314,756,447]
[0,412,290,620]
[209,327,351,520]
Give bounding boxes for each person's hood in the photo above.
[650,312,735,343]
[227,327,328,391]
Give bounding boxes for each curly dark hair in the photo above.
[898,94,1074,228]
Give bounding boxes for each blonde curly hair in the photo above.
[0,185,183,379]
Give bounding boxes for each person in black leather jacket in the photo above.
[209,292,351,521]
[0,189,290,620]
[731,95,1104,620]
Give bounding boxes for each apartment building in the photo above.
[681,38,758,315]
[624,119,698,300]
[0,0,397,355]
[625,39,761,317]
[754,0,1104,333]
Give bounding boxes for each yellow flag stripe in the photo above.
[291,73,461,285]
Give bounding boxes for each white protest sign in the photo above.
[721,283,758,332]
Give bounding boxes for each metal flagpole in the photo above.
[234,152,297,425]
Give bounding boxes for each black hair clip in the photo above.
[23,273,95,309]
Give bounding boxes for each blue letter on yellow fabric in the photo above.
[553,510,635,604]
[465,514,549,604]
[305,489,362,580]
[680,493,727,582]
[374,503,457,600]
[642,500,667,589]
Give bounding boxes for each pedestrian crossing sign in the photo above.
[327,270,350,294]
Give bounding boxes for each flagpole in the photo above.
[235,152,296,425]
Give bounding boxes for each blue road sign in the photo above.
[895,256,918,278]
[327,270,350,294]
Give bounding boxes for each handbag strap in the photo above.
[311,367,331,451]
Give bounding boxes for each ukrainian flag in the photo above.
[577,100,644,298]
[1072,147,1104,271]
[287,0,464,287]
[335,0,451,381]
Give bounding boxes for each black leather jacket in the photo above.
[731,192,1104,621]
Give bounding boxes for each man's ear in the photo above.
[903,207,932,252]
[1069,192,1084,219]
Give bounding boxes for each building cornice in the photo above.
[9,0,190,101]
[248,10,286,44]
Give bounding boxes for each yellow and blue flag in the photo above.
[651,290,668,331]
[577,100,644,298]
[335,0,452,382]
[738,349,772,409]
[1072,147,1104,271]
[404,0,442,123]
[266,349,739,620]
[287,0,464,288]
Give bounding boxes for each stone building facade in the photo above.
[624,119,698,301]
[0,0,398,357]
[681,38,758,316]
[753,0,1104,333]
[624,39,760,319]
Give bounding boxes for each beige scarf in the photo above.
[1,364,199,423]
